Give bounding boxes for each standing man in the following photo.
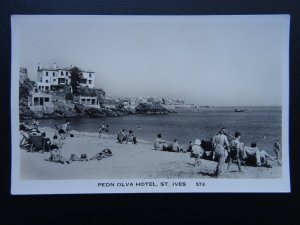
[273,140,281,159]
[227,132,243,173]
[99,122,106,138]
[212,128,230,177]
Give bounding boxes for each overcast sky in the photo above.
[16,15,289,106]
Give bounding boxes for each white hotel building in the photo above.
[36,63,95,91]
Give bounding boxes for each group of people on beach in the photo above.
[117,129,137,144]
[20,119,281,177]
[20,119,115,164]
[153,127,281,177]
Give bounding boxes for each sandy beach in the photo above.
[20,127,282,180]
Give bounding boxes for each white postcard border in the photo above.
[11,15,290,194]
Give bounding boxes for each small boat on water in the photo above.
[234,108,248,112]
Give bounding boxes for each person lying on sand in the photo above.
[69,153,88,162]
[89,148,113,160]
[190,139,204,166]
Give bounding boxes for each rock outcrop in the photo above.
[135,103,169,114]
[19,72,35,120]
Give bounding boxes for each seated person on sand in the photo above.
[45,147,70,164]
[117,129,122,143]
[32,118,39,131]
[186,141,193,153]
[126,130,137,144]
[118,129,128,144]
[154,133,168,151]
[244,142,275,167]
[200,139,214,160]
[90,148,113,160]
[20,121,40,133]
[41,132,52,152]
[190,139,205,166]
[52,135,62,149]
[171,139,181,152]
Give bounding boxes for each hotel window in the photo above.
[46,72,48,76]
[34,97,39,105]
[92,99,95,104]
[61,71,63,75]
[53,79,56,82]
[66,72,68,75]
[89,73,92,77]
[89,80,92,84]
[53,72,55,76]
[44,97,49,102]
[46,80,49,83]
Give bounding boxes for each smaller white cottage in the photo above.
[79,96,100,108]
[28,87,53,111]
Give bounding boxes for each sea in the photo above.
[38,106,281,155]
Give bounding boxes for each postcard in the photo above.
[11,15,290,194]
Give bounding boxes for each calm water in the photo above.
[38,107,281,155]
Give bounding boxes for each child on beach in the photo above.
[273,140,281,159]
[190,139,204,166]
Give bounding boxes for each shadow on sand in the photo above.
[197,171,216,178]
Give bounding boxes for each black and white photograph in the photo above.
[11,15,290,194]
